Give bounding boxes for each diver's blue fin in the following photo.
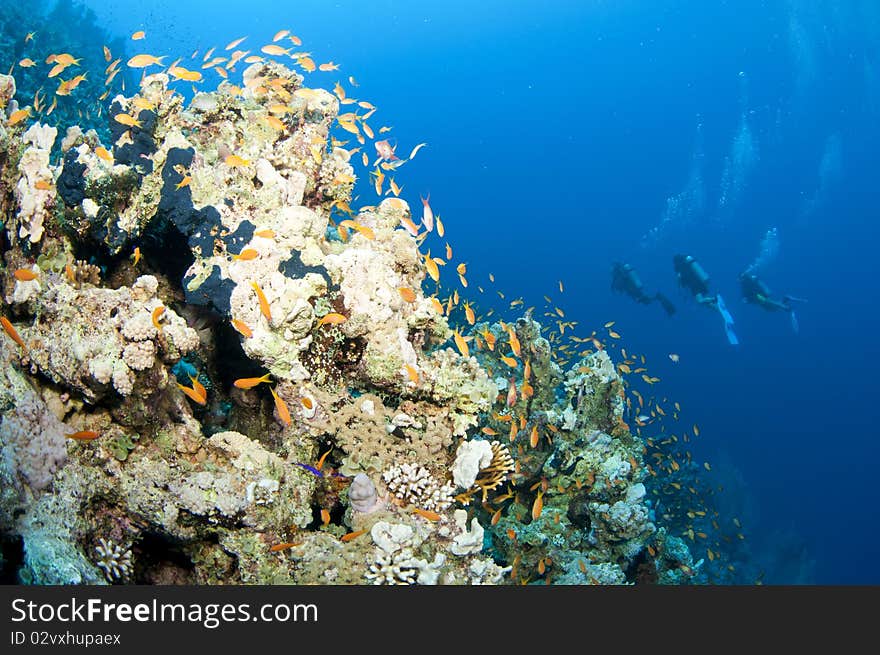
[790,310,799,334]
[716,294,739,345]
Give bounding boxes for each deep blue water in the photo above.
[71,0,880,583]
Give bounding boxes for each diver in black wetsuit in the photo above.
[673,254,716,307]
[673,254,739,344]
[611,262,676,316]
[739,271,805,333]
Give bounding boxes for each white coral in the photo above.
[348,473,378,513]
[0,388,67,491]
[364,548,445,585]
[452,439,494,489]
[122,340,155,371]
[383,463,455,511]
[94,538,133,582]
[122,312,157,341]
[450,509,484,556]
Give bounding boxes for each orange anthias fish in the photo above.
[232,248,259,261]
[0,317,27,350]
[340,529,368,542]
[66,430,100,441]
[231,318,253,338]
[114,113,142,128]
[270,386,291,426]
[151,306,165,330]
[413,508,441,522]
[233,373,272,390]
[127,54,165,68]
[531,491,544,521]
[397,287,417,303]
[251,281,272,321]
[317,313,346,326]
[177,381,206,405]
[13,268,39,281]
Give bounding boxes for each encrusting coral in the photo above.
[0,48,694,586]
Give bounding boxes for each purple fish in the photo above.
[294,462,323,477]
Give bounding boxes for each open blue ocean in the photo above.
[2,0,877,584]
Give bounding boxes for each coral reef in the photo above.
[0,51,693,586]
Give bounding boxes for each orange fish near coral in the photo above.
[232,248,259,261]
[177,382,206,405]
[397,287,416,303]
[66,430,100,441]
[340,529,367,542]
[317,313,346,326]
[13,269,38,281]
[151,306,165,330]
[0,317,27,351]
[127,54,165,68]
[251,281,272,321]
[231,318,253,338]
[234,373,272,390]
[270,386,291,426]
[531,491,544,521]
[413,508,441,522]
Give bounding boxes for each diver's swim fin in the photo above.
[655,292,676,316]
[784,295,808,304]
[790,310,799,334]
[716,294,739,345]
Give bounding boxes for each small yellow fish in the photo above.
[95,146,113,163]
[225,154,250,167]
[168,66,202,82]
[131,30,146,40]
[424,251,440,282]
[261,44,290,57]
[127,54,165,68]
[251,281,272,321]
[131,97,155,111]
[113,113,141,128]
[397,287,417,303]
[232,248,259,261]
[18,58,36,68]
[7,108,30,126]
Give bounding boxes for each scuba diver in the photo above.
[673,254,739,345]
[611,262,676,316]
[739,271,806,334]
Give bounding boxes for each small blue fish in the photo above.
[294,462,323,477]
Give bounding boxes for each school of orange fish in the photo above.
[1,25,754,583]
